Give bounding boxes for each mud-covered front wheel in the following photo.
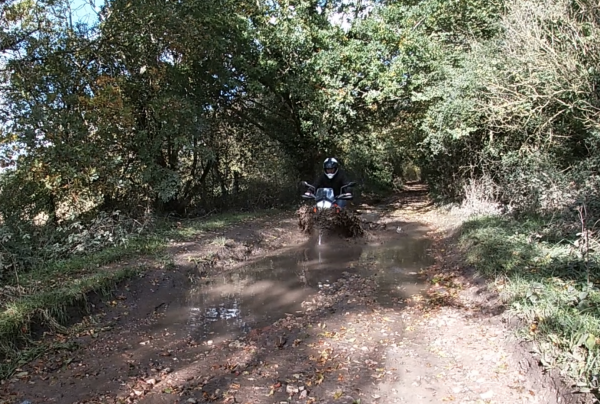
[297,205,364,240]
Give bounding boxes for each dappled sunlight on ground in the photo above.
[2,185,590,404]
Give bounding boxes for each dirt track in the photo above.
[1,184,596,404]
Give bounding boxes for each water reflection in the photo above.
[175,227,433,342]
[362,234,434,304]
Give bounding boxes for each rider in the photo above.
[305,157,353,207]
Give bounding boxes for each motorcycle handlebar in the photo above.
[301,181,356,200]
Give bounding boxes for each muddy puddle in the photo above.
[158,223,434,345]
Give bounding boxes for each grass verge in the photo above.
[460,215,600,393]
[0,209,273,379]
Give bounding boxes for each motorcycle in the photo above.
[300,181,356,245]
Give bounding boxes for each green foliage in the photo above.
[416,0,600,212]
[461,215,600,389]
[6,0,502,222]
[4,0,600,390]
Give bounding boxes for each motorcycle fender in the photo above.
[317,201,332,210]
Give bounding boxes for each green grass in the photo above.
[160,210,274,240]
[460,215,600,392]
[0,266,139,379]
[0,209,272,379]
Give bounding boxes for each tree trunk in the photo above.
[162,160,213,214]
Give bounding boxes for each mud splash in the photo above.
[161,223,433,344]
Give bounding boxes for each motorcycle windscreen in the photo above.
[315,188,334,202]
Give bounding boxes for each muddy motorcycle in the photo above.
[300,181,356,245]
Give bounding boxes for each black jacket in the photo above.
[312,169,352,196]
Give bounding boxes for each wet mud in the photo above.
[3,186,592,404]
[161,225,433,346]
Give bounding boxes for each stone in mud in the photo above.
[137,393,179,404]
[228,340,246,349]
[337,396,359,404]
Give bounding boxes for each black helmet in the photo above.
[323,157,339,179]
